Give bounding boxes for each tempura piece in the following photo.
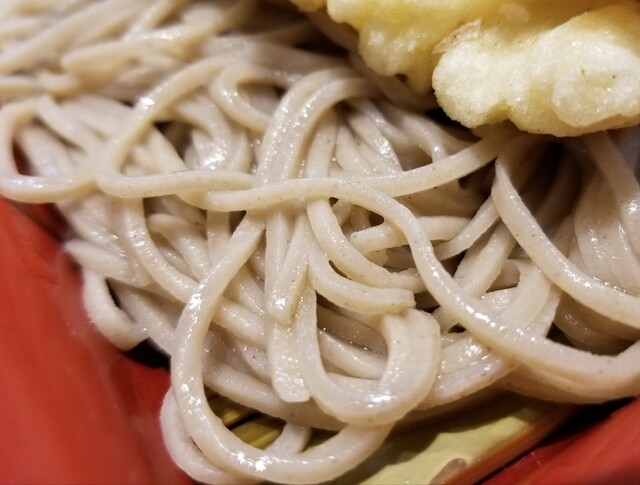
[291,0,640,136]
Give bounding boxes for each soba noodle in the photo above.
[1,0,639,483]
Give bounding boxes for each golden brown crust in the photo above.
[290,0,640,136]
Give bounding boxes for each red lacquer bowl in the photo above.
[0,197,189,484]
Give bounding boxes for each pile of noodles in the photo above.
[1,1,640,483]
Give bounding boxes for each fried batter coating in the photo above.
[291,0,640,136]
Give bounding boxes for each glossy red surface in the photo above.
[0,198,190,485]
[486,398,640,484]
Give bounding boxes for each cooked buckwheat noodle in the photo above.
[1,1,640,483]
